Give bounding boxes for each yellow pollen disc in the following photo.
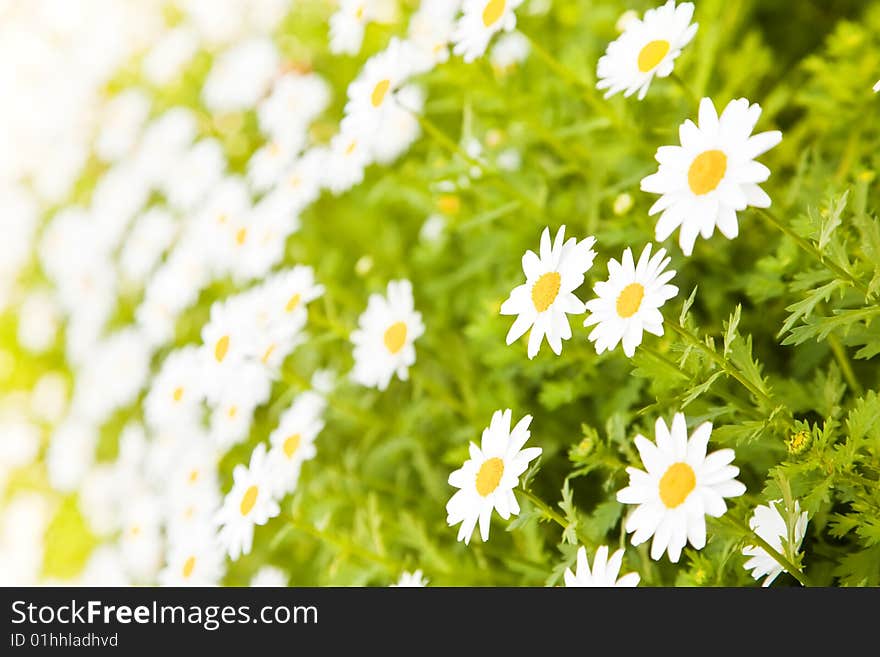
[217,213,228,225]
[172,386,184,402]
[261,344,276,364]
[240,485,258,516]
[637,39,671,73]
[228,405,238,419]
[182,556,196,579]
[289,174,302,188]
[268,141,281,156]
[188,469,199,484]
[482,0,506,27]
[283,434,301,458]
[383,321,408,354]
[355,5,364,20]
[285,293,302,312]
[235,227,248,245]
[345,140,357,156]
[214,335,230,363]
[659,462,696,508]
[184,506,194,519]
[616,283,645,318]
[688,150,727,195]
[130,525,141,536]
[476,457,504,496]
[531,272,561,312]
[371,79,391,107]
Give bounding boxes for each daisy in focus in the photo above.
[563,545,640,587]
[350,279,424,390]
[446,409,541,545]
[597,1,698,100]
[216,444,281,560]
[500,225,597,359]
[453,0,524,63]
[616,413,746,563]
[742,499,809,587]
[641,97,783,256]
[583,243,678,358]
[391,570,428,587]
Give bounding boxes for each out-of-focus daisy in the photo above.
[446,409,541,545]
[209,364,272,449]
[453,0,524,63]
[391,570,428,587]
[159,528,225,586]
[267,393,324,496]
[246,139,301,193]
[583,243,678,358]
[324,129,372,195]
[257,72,331,147]
[96,89,151,162]
[119,491,164,582]
[563,546,640,587]
[597,1,698,100]
[616,413,746,562]
[17,290,60,353]
[142,26,200,86]
[201,37,280,113]
[144,346,205,432]
[329,0,374,55]
[119,207,176,285]
[200,297,258,402]
[350,279,425,390]
[489,31,530,74]
[500,225,597,359]
[369,84,424,165]
[250,565,288,587]
[742,499,809,587]
[408,0,461,72]
[216,443,281,560]
[641,97,782,256]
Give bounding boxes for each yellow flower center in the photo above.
[228,405,238,419]
[173,386,184,402]
[476,457,505,496]
[240,485,259,516]
[261,344,276,364]
[658,462,696,508]
[688,150,727,196]
[637,39,671,73]
[286,293,302,312]
[235,227,248,245]
[283,433,301,459]
[345,140,358,156]
[182,556,196,579]
[616,283,645,318]
[383,321,408,354]
[531,272,561,312]
[188,469,199,484]
[482,0,506,27]
[214,335,230,363]
[371,79,391,107]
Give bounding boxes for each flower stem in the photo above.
[826,332,863,396]
[518,488,569,531]
[756,208,868,295]
[726,514,812,587]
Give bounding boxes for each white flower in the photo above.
[391,570,428,587]
[500,226,597,359]
[742,499,808,587]
[119,207,177,285]
[250,566,288,587]
[640,97,782,256]
[446,409,541,545]
[29,372,68,424]
[142,26,200,86]
[257,72,331,146]
[216,443,281,560]
[597,1,698,100]
[489,31,530,73]
[453,0,523,64]
[247,139,301,193]
[369,84,424,165]
[267,393,324,496]
[119,491,164,582]
[96,89,151,162]
[408,0,461,72]
[324,129,371,195]
[144,346,205,432]
[200,297,260,402]
[563,546,640,587]
[17,290,60,353]
[201,37,280,113]
[208,364,272,450]
[616,413,746,563]
[350,279,425,390]
[133,108,198,186]
[159,526,226,587]
[874,79,880,93]
[266,149,327,215]
[160,139,227,213]
[329,0,373,56]
[583,243,678,358]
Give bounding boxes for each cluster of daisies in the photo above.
[0,0,815,588]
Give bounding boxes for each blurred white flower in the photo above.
[202,37,280,113]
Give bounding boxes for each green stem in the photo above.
[518,488,569,530]
[286,516,404,571]
[826,332,863,395]
[756,208,868,295]
[727,515,812,587]
[666,321,776,409]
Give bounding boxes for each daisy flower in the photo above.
[596,1,698,100]
[329,0,374,56]
[640,97,783,256]
[267,393,323,497]
[453,0,524,64]
[350,279,425,391]
[257,71,331,147]
[391,570,428,587]
[563,546,640,587]
[144,346,205,432]
[583,243,678,358]
[501,225,597,359]
[200,297,258,402]
[250,566,288,587]
[446,409,541,545]
[324,128,372,195]
[159,527,226,587]
[616,413,746,562]
[742,499,808,587]
[216,443,281,560]
[209,364,272,450]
